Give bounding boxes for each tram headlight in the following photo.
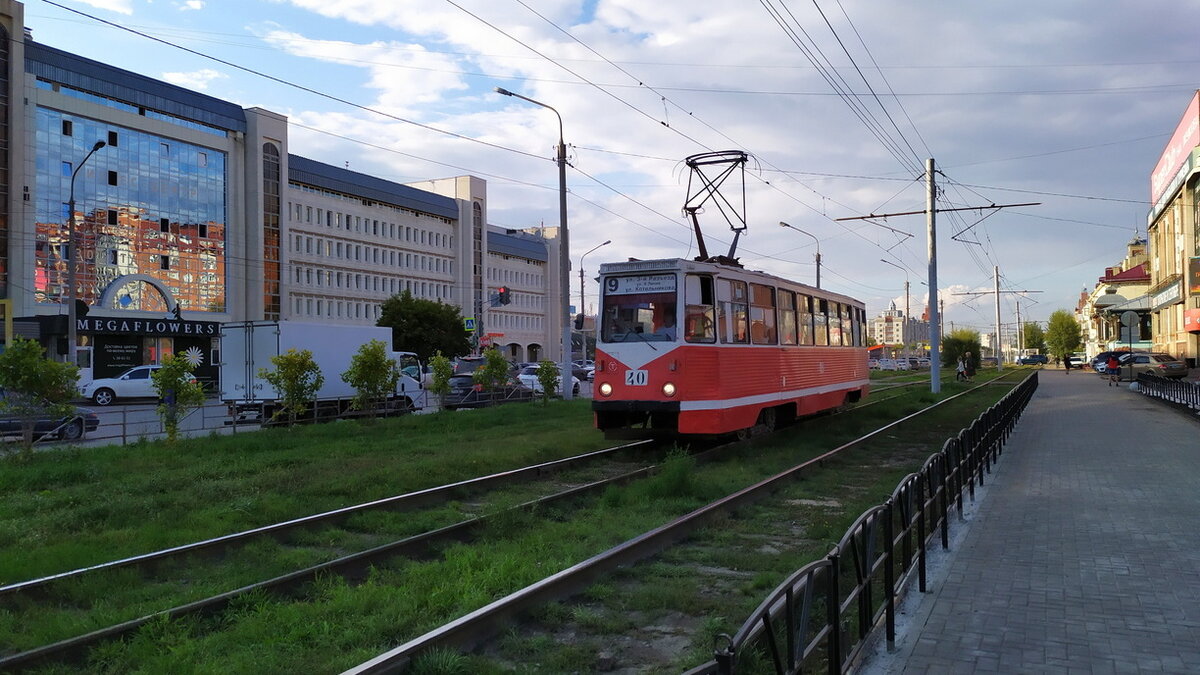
[599,382,613,397]
[662,382,676,397]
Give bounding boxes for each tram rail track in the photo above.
[343,372,1025,673]
[2,373,1018,672]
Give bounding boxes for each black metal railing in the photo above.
[1135,372,1200,413]
[688,372,1039,675]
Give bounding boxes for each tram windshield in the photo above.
[601,274,678,343]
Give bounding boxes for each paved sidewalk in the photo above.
[860,369,1200,674]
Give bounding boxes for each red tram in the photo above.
[592,258,870,438]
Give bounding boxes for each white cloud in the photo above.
[160,68,226,91]
[73,0,133,15]
[178,0,204,10]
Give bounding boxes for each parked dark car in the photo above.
[1111,353,1188,381]
[1092,350,1145,374]
[0,393,100,442]
[443,374,535,410]
[1017,354,1049,365]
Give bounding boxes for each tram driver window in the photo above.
[600,274,678,342]
[684,275,716,343]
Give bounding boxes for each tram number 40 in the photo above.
[624,369,649,386]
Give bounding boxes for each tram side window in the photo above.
[798,294,814,345]
[750,283,777,344]
[779,291,797,345]
[721,279,748,343]
[829,302,844,345]
[684,275,716,343]
[814,299,829,346]
[843,306,854,346]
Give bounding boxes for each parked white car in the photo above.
[878,359,898,371]
[517,366,581,396]
[80,365,163,406]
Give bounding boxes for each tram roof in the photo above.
[597,257,863,307]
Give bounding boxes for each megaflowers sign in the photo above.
[76,317,221,337]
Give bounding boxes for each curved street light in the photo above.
[579,240,611,314]
[495,86,573,400]
[778,221,821,288]
[67,140,107,368]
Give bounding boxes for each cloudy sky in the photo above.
[27,0,1200,335]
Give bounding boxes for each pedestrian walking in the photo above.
[1106,354,1121,386]
[1064,353,1072,373]
[964,352,975,382]
[956,354,966,382]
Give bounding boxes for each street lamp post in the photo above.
[778,221,821,288]
[496,86,573,400]
[67,140,107,368]
[579,240,611,316]
[879,258,910,356]
[579,240,611,365]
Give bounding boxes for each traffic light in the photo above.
[498,286,511,305]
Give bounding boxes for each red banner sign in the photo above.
[1185,308,1200,334]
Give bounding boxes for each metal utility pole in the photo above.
[954,267,1042,371]
[837,159,1038,394]
[1015,300,1023,355]
[993,266,1002,369]
[926,159,940,392]
[495,86,573,400]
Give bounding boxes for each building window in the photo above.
[108,171,118,186]
[160,255,170,270]
[61,161,72,177]
[262,143,282,320]
[198,152,207,167]
[62,119,73,136]
[107,131,118,147]
[108,209,118,225]
[160,142,169,155]
[160,217,170,232]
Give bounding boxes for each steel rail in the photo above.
[3,439,750,672]
[0,439,653,601]
[343,377,1012,674]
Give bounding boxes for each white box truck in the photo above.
[220,321,426,422]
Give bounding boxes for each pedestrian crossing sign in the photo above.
[464,317,476,332]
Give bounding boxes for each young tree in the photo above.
[259,348,324,425]
[151,353,207,444]
[535,360,560,405]
[341,339,401,418]
[377,291,471,361]
[1045,310,1083,361]
[0,337,80,459]
[472,347,511,405]
[426,351,453,409]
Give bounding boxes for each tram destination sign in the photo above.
[76,317,221,337]
[604,274,677,296]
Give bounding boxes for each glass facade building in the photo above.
[34,106,227,314]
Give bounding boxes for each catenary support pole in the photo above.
[926,158,941,394]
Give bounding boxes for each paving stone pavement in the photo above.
[858,369,1200,674]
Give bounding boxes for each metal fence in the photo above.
[3,386,583,451]
[687,372,1039,675]
[1135,372,1200,413]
